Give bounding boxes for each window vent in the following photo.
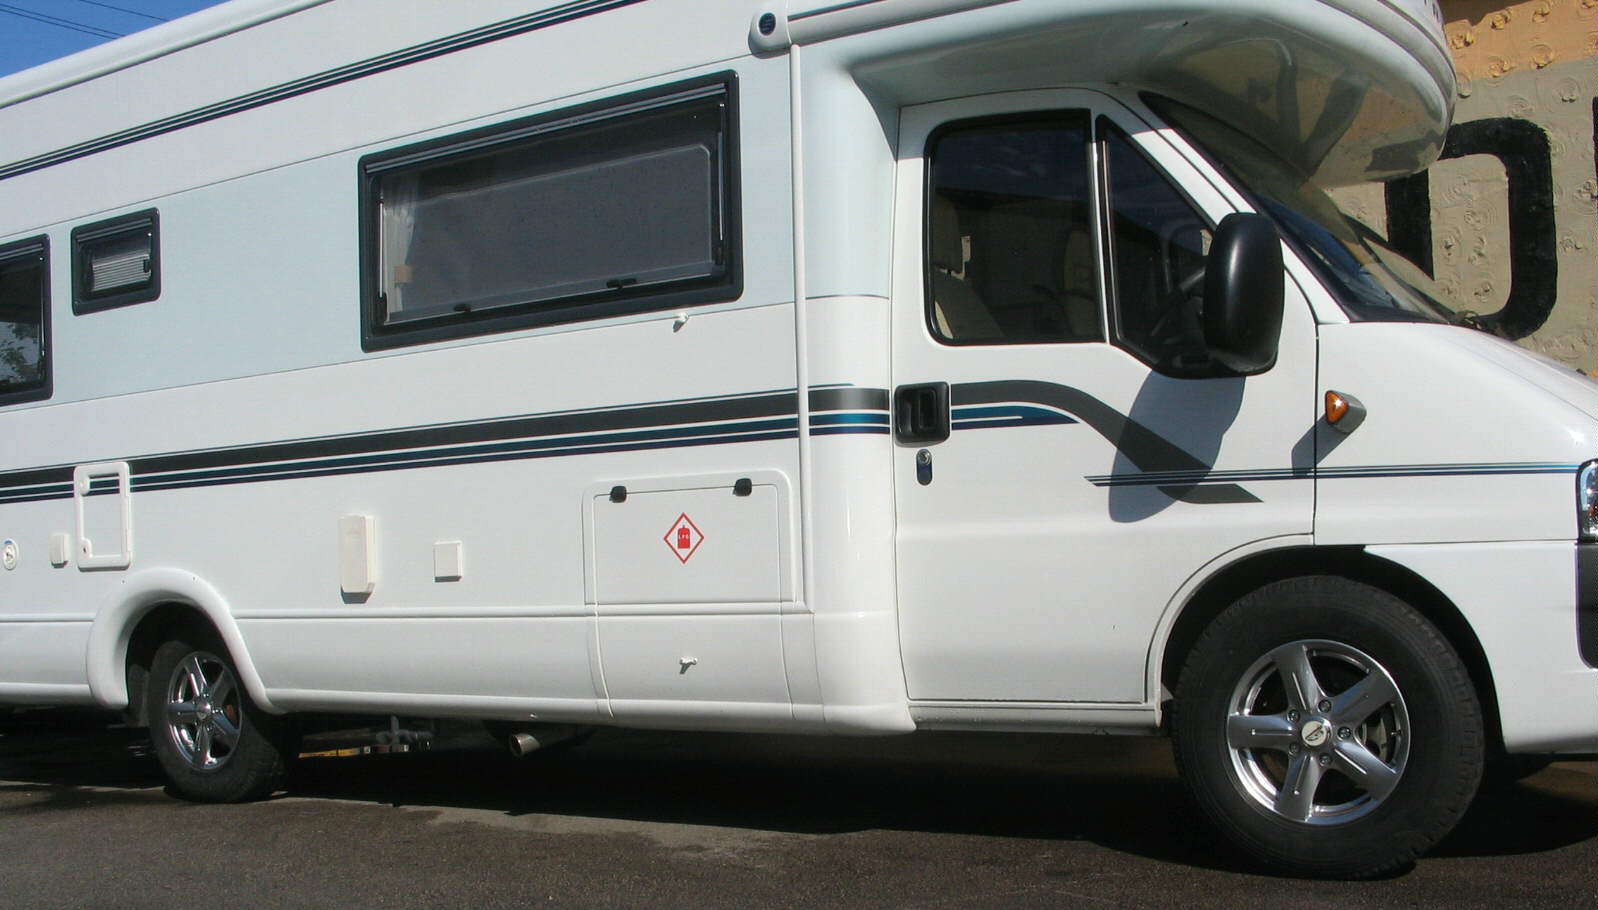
[73,209,159,313]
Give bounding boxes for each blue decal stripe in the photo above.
[1088,462,1579,488]
[951,403,1077,431]
[0,405,894,504]
[1315,462,1580,479]
[810,412,889,427]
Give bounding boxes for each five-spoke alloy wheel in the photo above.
[1224,639,1409,825]
[1174,576,1483,878]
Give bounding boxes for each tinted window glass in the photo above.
[1148,96,1456,326]
[925,114,1100,344]
[361,76,737,350]
[0,237,48,405]
[1100,123,1213,373]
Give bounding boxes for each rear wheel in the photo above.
[146,629,294,802]
[1173,576,1483,878]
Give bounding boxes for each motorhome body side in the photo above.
[0,0,1591,879]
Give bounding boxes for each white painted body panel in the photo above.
[1315,322,1594,546]
[0,0,1589,759]
[1371,542,1593,753]
[889,91,1319,705]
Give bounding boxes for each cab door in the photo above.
[891,91,1317,704]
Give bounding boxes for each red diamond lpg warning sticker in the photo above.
[663,513,704,564]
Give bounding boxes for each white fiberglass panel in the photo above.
[1369,541,1596,753]
[598,614,791,709]
[590,480,785,606]
[0,620,91,689]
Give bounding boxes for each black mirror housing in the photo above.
[1202,212,1284,375]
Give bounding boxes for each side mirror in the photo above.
[1202,213,1284,375]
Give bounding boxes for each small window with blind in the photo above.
[72,209,160,314]
[359,73,739,351]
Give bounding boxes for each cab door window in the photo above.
[924,113,1101,345]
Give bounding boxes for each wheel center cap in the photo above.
[1300,718,1329,747]
[196,699,212,721]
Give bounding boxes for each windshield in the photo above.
[1147,96,1458,326]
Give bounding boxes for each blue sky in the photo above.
[0,0,227,78]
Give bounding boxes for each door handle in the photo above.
[894,382,950,444]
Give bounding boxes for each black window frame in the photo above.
[921,110,1102,347]
[357,71,741,352]
[0,234,52,407]
[71,208,160,314]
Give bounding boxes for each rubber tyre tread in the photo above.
[1171,575,1483,879]
[146,629,293,802]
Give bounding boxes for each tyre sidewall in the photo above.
[146,630,291,802]
[1174,576,1483,877]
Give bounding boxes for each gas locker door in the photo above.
[890,91,1316,704]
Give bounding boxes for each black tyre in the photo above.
[1481,753,1552,789]
[1172,576,1483,878]
[146,629,294,802]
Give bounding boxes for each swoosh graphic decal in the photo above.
[950,379,1258,502]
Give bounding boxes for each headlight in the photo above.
[1580,460,1598,542]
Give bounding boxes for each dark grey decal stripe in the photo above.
[0,387,891,502]
[1,385,881,490]
[814,386,889,412]
[1091,463,1574,487]
[952,380,1212,474]
[1314,462,1579,479]
[1088,468,1303,487]
[1088,462,1580,488]
[949,381,1578,494]
[2,375,1574,506]
[0,0,650,182]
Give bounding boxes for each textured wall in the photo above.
[1330,0,1596,372]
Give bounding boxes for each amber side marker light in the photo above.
[1324,390,1367,434]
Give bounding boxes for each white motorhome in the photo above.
[0,0,1592,878]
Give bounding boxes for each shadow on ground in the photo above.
[3,710,1593,875]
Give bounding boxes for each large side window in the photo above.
[360,74,738,350]
[925,113,1101,345]
[1098,119,1214,375]
[0,236,50,406]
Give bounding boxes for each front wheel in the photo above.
[1172,576,1483,878]
[146,629,294,802]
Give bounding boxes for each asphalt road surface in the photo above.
[1,709,1593,908]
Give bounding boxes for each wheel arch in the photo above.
[1157,545,1503,751]
[85,567,279,718]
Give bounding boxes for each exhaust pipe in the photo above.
[506,724,580,758]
